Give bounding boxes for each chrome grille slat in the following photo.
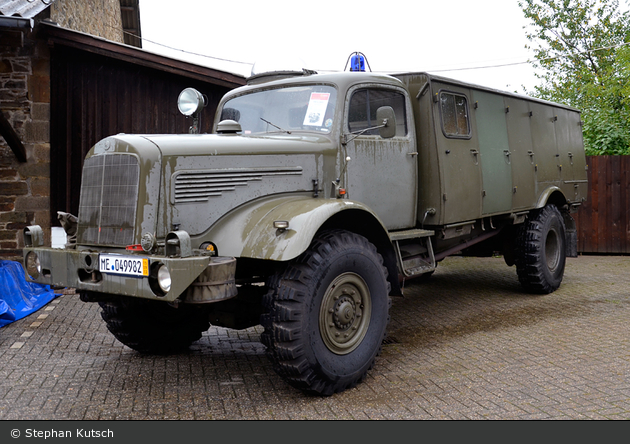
[176,182,247,189]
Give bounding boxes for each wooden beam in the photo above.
[0,112,27,163]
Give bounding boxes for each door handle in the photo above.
[470,149,479,165]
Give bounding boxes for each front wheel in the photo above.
[515,204,567,294]
[97,296,210,354]
[261,230,391,396]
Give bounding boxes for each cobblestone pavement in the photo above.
[1,255,629,420]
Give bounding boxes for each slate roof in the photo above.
[0,0,55,19]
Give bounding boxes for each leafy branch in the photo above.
[519,0,630,155]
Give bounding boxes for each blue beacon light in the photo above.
[350,53,366,72]
[345,52,370,72]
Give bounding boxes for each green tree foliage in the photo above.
[519,0,630,155]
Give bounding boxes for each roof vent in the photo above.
[247,55,317,85]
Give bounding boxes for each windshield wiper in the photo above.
[260,118,291,134]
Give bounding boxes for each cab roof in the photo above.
[226,70,405,97]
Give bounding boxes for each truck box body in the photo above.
[394,73,587,228]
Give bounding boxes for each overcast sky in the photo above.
[138,0,541,93]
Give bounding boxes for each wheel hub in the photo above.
[333,296,356,330]
[545,228,560,271]
[319,273,372,355]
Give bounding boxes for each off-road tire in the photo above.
[515,204,566,294]
[260,230,391,396]
[98,296,210,354]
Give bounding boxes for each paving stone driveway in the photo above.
[0,255,629,420]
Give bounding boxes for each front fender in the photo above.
[207,194,383,261]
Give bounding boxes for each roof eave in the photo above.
[0,15,33,29]
[40,21,246,89]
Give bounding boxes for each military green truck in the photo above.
[22,62,587,396]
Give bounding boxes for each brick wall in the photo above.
[0,27,51,261]
[0,0,124,261]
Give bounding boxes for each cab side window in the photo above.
[348,88,407,136]
[440,91,470,138]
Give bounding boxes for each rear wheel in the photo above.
[98,296,210,354]
[261,230,391,395]
[515,204,566,294]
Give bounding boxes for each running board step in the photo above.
[390,230,436,278]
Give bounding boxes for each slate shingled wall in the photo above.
[50,0,124,44]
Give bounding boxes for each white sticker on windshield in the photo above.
[303,92,330,127]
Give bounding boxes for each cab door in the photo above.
[343,86,417,230]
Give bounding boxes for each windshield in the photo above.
[219,85,337,135]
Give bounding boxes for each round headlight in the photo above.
[141,232,155,252]
[157,264,172,293]
[177,87,205,116]
[25,251,41,279]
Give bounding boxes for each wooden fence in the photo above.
[575,155,630,254]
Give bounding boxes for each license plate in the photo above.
[99,254,149,277]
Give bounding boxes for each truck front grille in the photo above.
[77,154,140,246]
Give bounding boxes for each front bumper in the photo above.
[22,245,237,304]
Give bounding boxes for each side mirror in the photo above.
[376,106,396,139]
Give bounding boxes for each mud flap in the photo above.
[563,212,578,258]
[566,229,578,258]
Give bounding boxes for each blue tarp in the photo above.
[0,260,59,328]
